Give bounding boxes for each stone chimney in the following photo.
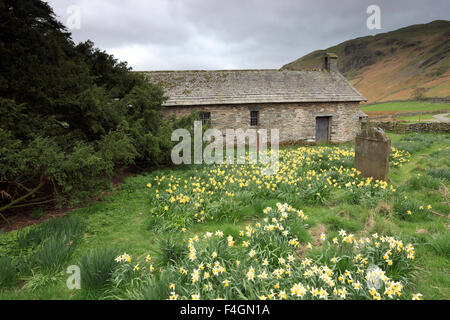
[323,53,338,72]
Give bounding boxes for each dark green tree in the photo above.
[0,0,197,223]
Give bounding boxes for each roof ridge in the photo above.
[139,69,277,72]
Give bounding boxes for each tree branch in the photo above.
[429,210,450,220]
[8,199,54,209]
[0,165,47,216]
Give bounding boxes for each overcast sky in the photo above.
[46,0,449,71]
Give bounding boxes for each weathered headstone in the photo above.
[355,127,391,181]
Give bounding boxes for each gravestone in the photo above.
[355,127,391,181]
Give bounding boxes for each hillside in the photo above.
[282,20,450,103]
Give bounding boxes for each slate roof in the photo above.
[358,110,369,118]
[142,69,367,106]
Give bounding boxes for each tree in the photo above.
[0,0,197,222]
[412,87,427,101]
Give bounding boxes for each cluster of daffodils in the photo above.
[395,194,434,219]
[115,252,132,263]
[161,204,421,300]
[390,147,410,167]
[112,253,156,284]
[145,146,407,229]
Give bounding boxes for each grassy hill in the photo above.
[282,20,450,103]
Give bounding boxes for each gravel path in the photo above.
[432,113,450,122]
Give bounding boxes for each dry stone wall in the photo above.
[363,121,450,133]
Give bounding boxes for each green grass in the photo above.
[0,257,16,288]
[78,247,119,294]
[360,101,450,113]
[0,133,448,300]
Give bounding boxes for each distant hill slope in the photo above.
[282,20,450,103]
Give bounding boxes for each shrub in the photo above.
[79,247,119,292]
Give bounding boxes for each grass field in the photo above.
[0,133,449,300]
[360,101,450,114]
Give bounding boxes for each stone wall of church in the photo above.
[162,102,362,143]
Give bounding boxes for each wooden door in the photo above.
[316,117,330,143]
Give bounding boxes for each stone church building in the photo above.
[143,54,367,143]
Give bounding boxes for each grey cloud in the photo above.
[47,0,450,70]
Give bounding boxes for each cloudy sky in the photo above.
[47,0,449,71]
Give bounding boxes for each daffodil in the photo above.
[412,293,423,300]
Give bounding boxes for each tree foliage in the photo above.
[412,87,427,101]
